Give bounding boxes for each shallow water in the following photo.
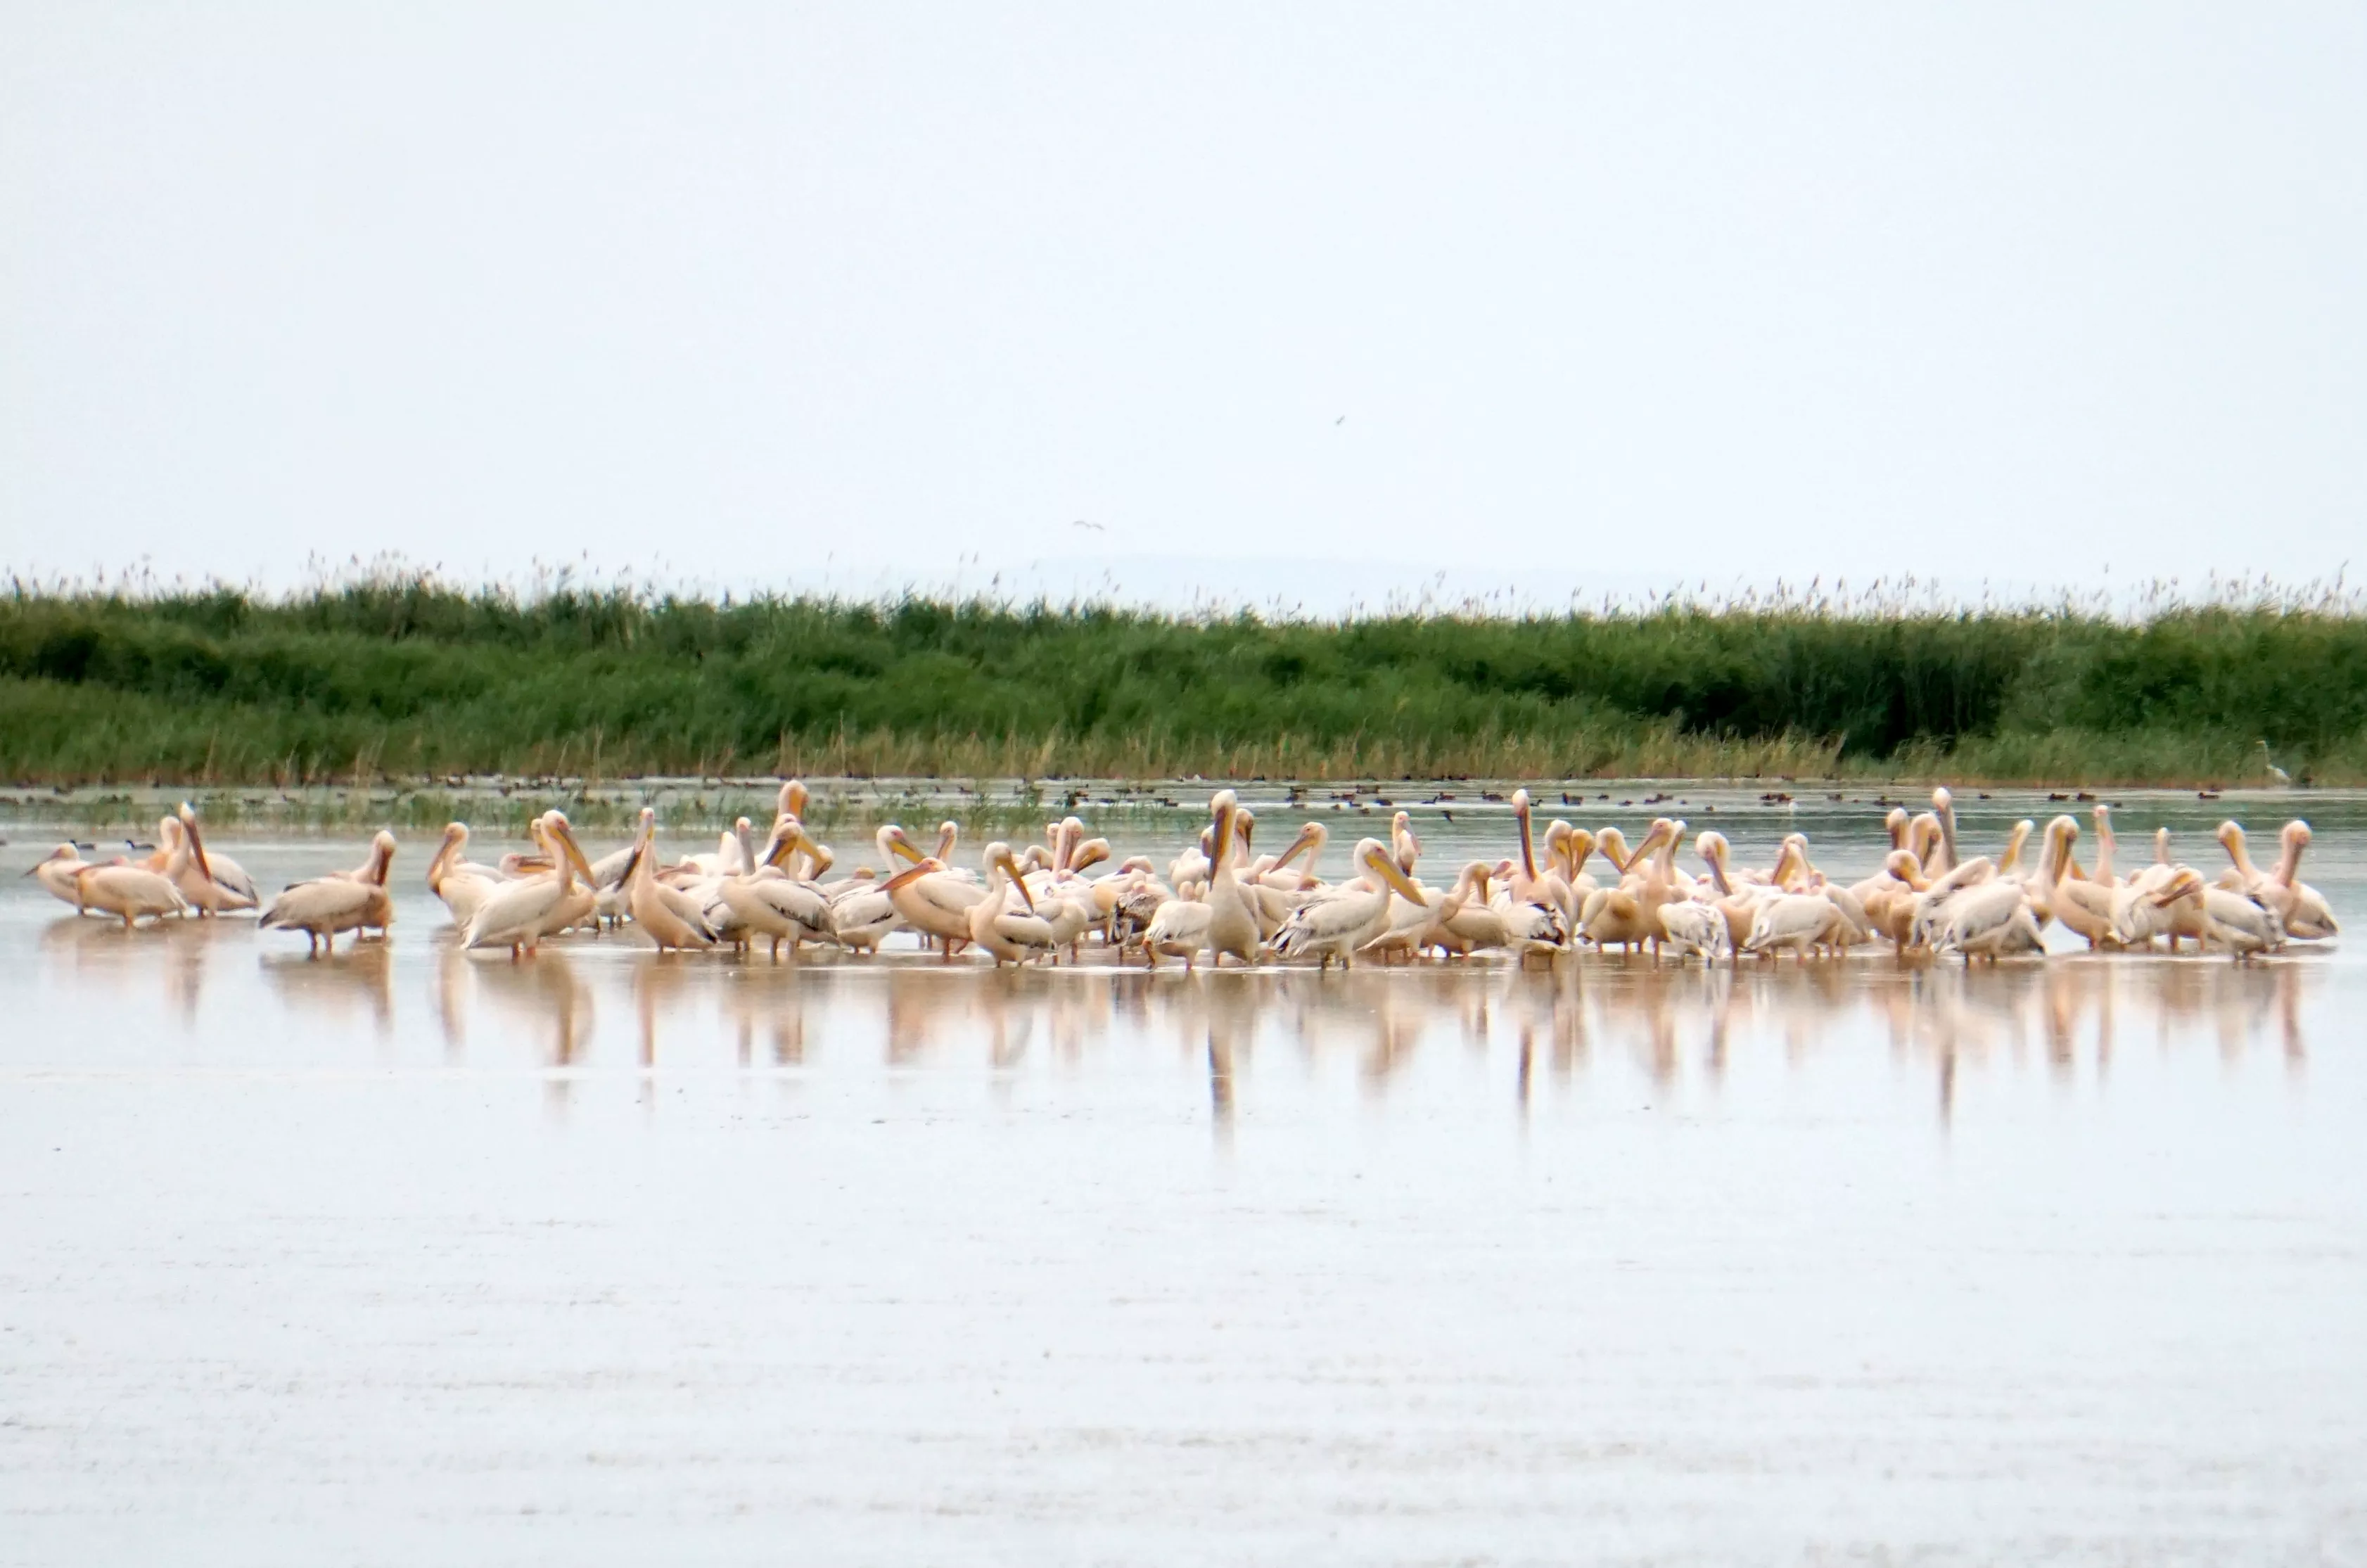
[4,789,2365,1564]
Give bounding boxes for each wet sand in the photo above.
[4,805,2364,1564]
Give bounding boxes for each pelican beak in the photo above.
[552,820,596,881]
[177,803,214,881]
[1367,848,1425,903]
[884,829,928,866]
[999,849,1036,912]
[881,858,942,893]
[792,827,831,876]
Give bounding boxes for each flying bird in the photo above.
[1072,520,1105,533]
[1334,415,1346,426]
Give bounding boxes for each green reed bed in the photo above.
[3,574,2363,789]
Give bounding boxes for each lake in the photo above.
[3,785,2362,1564]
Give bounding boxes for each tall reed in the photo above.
[4,572,2361,786]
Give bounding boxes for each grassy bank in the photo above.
[3,578,2363,787]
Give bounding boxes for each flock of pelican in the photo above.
[20,783,2338,967]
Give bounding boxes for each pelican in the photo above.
[260,841,395,955]
[623,808,717,950]
[1423,862,1516,958]
[464,814,596,958]
[1656,899,1730,962]
[1695,831,1779,950]
[1486,858,1570,964]
[2219,820,2337,940]
[1244,822,1326,938]
[71,861,190,929]
[2265,822,2337,939]
[158,811,257,914]
[175,803,259,912]
[1930,879,2044,962]
[1144,791,1260,969]
[427,823,503,928]
[1929,788,1960,875]
[827,871,900,955]
[879,824,987,957]
[1270,837,1429,969]
[1742,892,1850,960]
[717,816,835,956]
[2199,879,2285,960]
[965,841,1059,966]
[24,844,94,910]
[1581,819,1678,954]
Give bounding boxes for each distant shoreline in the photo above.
[5,581,2358,794]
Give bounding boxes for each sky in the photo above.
[3,3,2363,610]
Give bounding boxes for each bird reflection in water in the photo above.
[719,962,806,1067]
[258,938,393,1039]
[98,937,2321,1130]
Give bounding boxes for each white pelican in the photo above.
[175,803,259,912]
[427,823,503,928]
[260,851,393,955]
[718,816,836,956]
[2265,822,2337,939]
[71,862,190,929]
[1244,822,1325,938]
[1929,788,1960,875]
[2219,821,2337,940]
[1097,859,1171,949]
[1422,862,1515,958]
[2199,881,2285,960]
[1742,892,1850,960]
[24,844,94,910]
[1270,836,1429,969]
[879,825,987,957]
[464,814,596,958]
[1486,858,1570,964]
[2110,865,2202,950]
[623,808,717,951]
[1860,851,1929,950]
[1581,820,1678,954]
[156,812,257,914]
[1655,899,1730,962]
[1695,831,1778,950]
[1144,791,1260,969]
[827,871,900,955]
[1930,879,2044,962]
[1906,857,1997,951]
[965,841,1059,966]
[2051,857,2119,946]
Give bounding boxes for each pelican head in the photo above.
[779,779,810,820]
[2149,867,2206,907]
[1356,838,1427,902]
[881,856,948,893]
[982,841,1035,912]
[877,824,928,866]
[174,801,214,879]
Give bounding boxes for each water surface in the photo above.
[4,789,2363,1564]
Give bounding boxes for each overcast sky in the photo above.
[4,3,2362,606]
